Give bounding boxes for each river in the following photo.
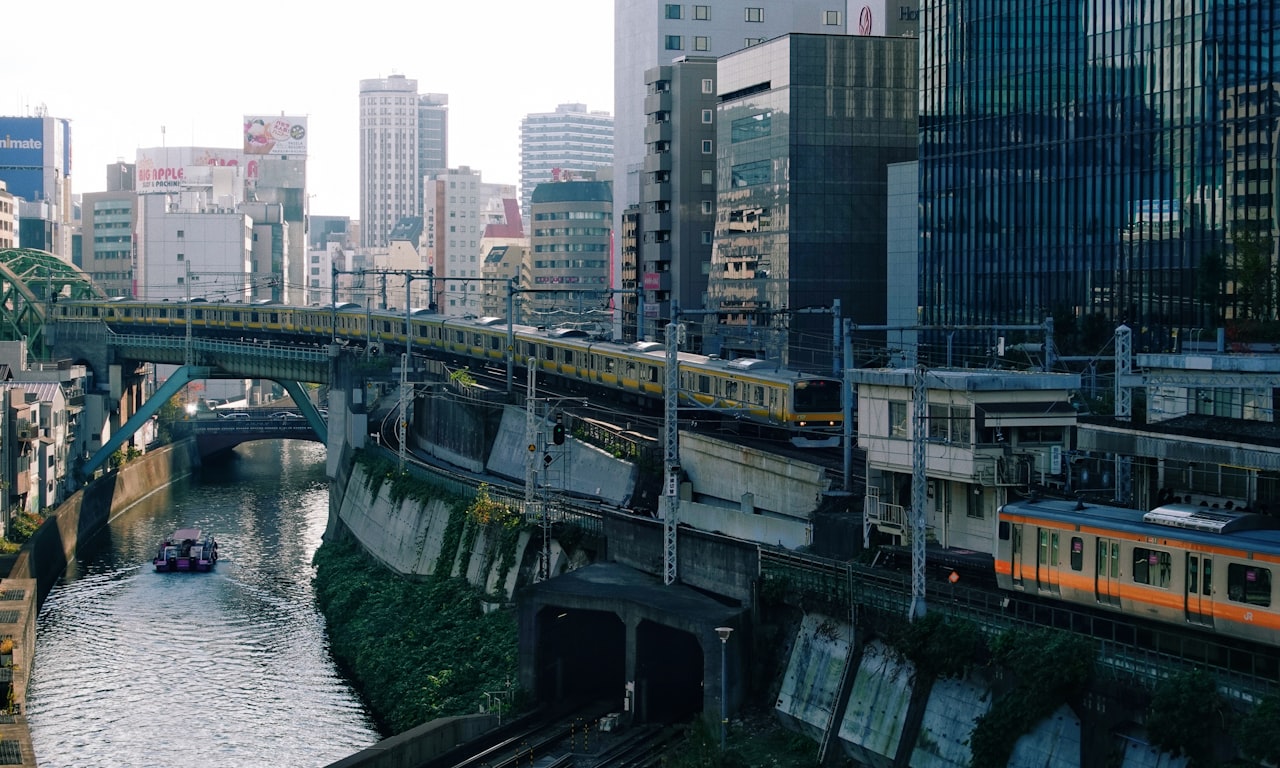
[24,440,382,767]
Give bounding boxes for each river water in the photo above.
[24,440,381,768]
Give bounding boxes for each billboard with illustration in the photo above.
[243,116,308,156]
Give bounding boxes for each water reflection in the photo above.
[26,440,379,768]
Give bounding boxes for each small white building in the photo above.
[856,368,1080,553]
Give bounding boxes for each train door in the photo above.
[1095,537,1122,608]
[1185,554,1214,628]
[1036,528,1061,596]
[1009,523,1024,588]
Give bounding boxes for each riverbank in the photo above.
[312,534,518,735]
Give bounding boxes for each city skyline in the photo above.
[4,0,613,221]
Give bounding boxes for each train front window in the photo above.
[1227,564,1272,606]
[793,379,841,412]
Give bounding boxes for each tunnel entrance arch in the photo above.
[519,563,744,729]
[534,605,626,705]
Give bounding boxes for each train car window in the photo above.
[725,380,738,400]
[697,375,710,394]
[998,521,1010,540]
[754,386,764,405]
[250,312,260,324]
[1038,530,1055,567]
[647,366,659,384]
[1069,537,1083,570]
[231,311,242,322]
[454,331,465,345]
[625,362,636,379]
[1227,564,1272,606]
[561,348,572,364]
[1133,547,1172,588]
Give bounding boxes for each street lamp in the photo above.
[715,626,733,751]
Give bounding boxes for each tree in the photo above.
[1232,226,1276,321]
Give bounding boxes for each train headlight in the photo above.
[798,420,808,427]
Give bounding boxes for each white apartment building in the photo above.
[520,103,614,228]
[425,168,517,316]
[360,76,450,249]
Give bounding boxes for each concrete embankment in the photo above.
[773,612,1191,768]
[0,439,200,768]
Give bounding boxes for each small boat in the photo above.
[154,528,218,572]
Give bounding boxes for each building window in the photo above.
[745,37,765,46]
[702,170,713,185]
[176,253,184,261]
[731,111,772,142]
[701,109,713,124]
[701,78,714,94]
[693,35,710,51]
[701,231,713,245]
[665,35,683,50]
[701,200,713,215]
[176,230,184,238]
[730,159,771,187]
[745,7,763,22]
[889,401,908,437]
[665,3,681,19]
[824,10,842,25]
[694,4,709,19]
[701,139,713,154]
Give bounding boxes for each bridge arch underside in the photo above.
[524,563,741,726]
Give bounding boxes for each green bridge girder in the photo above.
[0,247,105,359]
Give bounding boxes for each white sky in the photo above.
[5,0,614,220]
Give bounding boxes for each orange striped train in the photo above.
[996,498,1280,646]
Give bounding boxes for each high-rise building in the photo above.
[418,93,449,202]
[0,181,13,250]
[0,113,75,260]
[361,75,442,249]
[705,33,918,372]
[918,0,1279,346]
[613,1,914,335]
[520,103,614,227]
[640,56,718,346]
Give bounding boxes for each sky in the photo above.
[5,0,615,220]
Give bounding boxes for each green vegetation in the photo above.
[1236,690,1280,764]
[6,511,44,545]
[884,612,984,680]
[968,628,1095,768]
[1146,668,1224,763]
[312,534,519,735]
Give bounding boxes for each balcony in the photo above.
[644,91,672,115]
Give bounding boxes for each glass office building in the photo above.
[919,1,1279,342]
[707,33,918,371]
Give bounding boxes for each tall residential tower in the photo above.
[359,75,449,248]
[519,103,614,227]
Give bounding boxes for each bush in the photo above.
[7,511,44,544]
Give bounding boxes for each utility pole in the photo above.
[663,322,683,586]
[909,364,928,620]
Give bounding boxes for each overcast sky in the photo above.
[5,0,614,220]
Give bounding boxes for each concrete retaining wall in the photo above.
[323,714,497,768]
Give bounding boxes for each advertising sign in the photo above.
[0,117,47,200]
[243,116,308,156]
[135,147,261,194]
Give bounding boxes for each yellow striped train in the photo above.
[53,298,845,447]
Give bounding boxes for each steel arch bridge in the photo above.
[0,247,105,358]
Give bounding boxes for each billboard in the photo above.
[0,117,47,201]
[243,116,308,156]
[135,147,261,193]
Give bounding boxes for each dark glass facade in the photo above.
[707,34,918,371]
[919,1,1280,340]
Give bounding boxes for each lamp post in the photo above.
[715,626,733,751]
